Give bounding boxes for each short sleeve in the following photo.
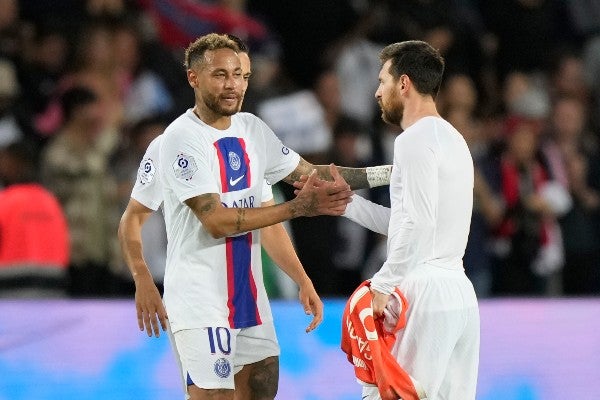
[159,128,220,203]
[131,136,163,211]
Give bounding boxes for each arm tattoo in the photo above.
[197,194,217,217]
[249,356,279,399]
[283,157,370,189]
[235,208,246,232]
[337,167,369,190]
[283,158,313,184]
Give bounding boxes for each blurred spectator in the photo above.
[40,86,121,297]
[478,0,577,81]
[326,6,383,127]
[541,96,600,295]
[35,21,124,137]
[113,21,174,126]
[0,141,69,298]
[18,21,69,133]
[258,68,339,164]
[549,51,589,103]
[487,118,570,296]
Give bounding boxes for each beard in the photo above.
[202,91,241,116]
[379,87,403,126]
[380,100,403,126]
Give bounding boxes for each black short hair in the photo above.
[380,40,445,98]
[226,34,249,54]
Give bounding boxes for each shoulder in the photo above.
[144,134,163,156]
[235,112,267,127]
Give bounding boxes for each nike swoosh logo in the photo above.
[361,396,369,400]
[230,175,244,186]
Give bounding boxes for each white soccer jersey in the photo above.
[159,110,299,332]
[370,116,474,294]
[131,135,275,210]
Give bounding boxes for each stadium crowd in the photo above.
[0,0,599,299]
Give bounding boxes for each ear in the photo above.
[399,74,409,92]
[187,69,198,88]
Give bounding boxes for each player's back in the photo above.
[396,116,473,270]
[433,118,474,267]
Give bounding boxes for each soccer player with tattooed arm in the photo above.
[118,33,392,400]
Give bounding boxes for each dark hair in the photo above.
[60,86,98,121]
[226,34,249,54]
[184,33,239,69]
[380,40,445,98]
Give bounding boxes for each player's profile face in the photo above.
[239,52,251,91]
[376,60,404,126]
[196,48,244,116]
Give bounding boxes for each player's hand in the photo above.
[298,279,323,332]
[134,273,168,337]
[292,165,353,216]
[370,288,391,319]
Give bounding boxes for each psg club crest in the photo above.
[228,151,241,171]
[214,358,231,378]
[172,153,198,181]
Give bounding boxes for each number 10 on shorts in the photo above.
[207,327,232,355]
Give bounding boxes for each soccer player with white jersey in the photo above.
[120,33,392,400]
[119,35,324,400]
[343,41,480,400]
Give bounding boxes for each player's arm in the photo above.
[118,198,168,337]
[260,199,323,332]
[282,158,392,190]
[291,168,391,235]
[185,169,350,239]
[343,194,391,235]
[371,142,437,317]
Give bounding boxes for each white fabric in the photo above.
[172,321,279,391]
[343,194,390,236]
[371,116,474,295]
[392,265,479,400]
[159,110,299,332]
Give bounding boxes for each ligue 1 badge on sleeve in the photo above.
[138,158,156,185]
[172,153,198,181]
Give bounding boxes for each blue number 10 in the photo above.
[207,327,232,355]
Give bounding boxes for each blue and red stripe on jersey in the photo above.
[226,232,261,328]
[214,137,252,193]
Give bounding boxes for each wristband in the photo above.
[366,165,392,188]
